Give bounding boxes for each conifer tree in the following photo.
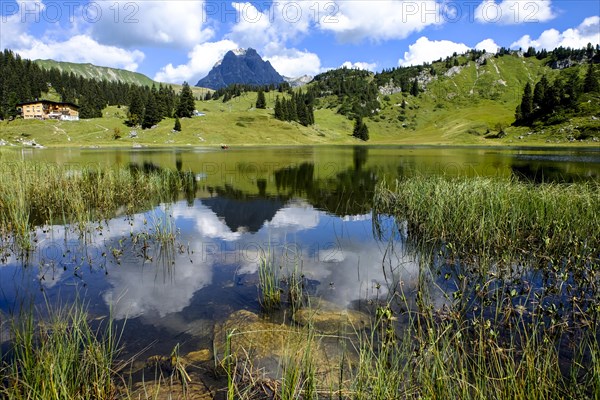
[533,76,548,111]
[256,89,266,109]
[174,117,182,131]
[274,96,284,120]
[583,62,599,93]
[410,79,419,96]
[516,82,533,123]
[142,90,161,129]
[352,116,369,141]
[127,87,145,126]
[176,82,196,118]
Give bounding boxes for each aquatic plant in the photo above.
[258,252,281,311]
[0,302,121,400]
[0,161,194,251]
[373,176,600,268]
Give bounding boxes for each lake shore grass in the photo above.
[0,162,599,398]
[0,161,195,250]
[373,175,600,268]
[0,302,121,400]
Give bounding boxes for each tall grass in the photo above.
[258,252,281,312]
[0,302,121,400]
[373,176,600,267]
[0,161,195,250]
[219,176,599,399]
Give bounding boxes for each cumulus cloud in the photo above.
[1,1,144,70]
[227,2,311,50]
[153,40,238,84]
[88,1,213,48]
[398,36,470,66]
[318,0,443,42]
[264,48,322,77]
[475,38,500,53]
[475,0,555,25]
[11,34,144,70]
[266,204,320,230]
[340,61,377,71]
[511,16,600,50]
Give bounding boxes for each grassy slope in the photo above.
[3,55,598,147]
[0,92,357,147]
[35,59,157,86]
[34,60,212,99]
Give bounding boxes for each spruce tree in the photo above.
[256,89,266,109]
[583,62,599,93]
[174,117,182,131]
[533,76,548,111]
[142,90,161,129]
[176,82,196,118]
[410,79,419,96]
[352,116,369,141]
[127,87,145,126]
[516,82,533,123]
[274,96,284,120]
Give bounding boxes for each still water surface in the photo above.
[1,145,598,359]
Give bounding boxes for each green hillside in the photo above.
[35,59,157,87]
[3,49,598,148]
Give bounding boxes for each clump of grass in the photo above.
[1,302,121,400]
[373,176,600,267]
[258,252,281,311]
[0,161,194,251]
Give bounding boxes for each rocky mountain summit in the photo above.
[195,48,284,90]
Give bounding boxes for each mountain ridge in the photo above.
[34,59,157,87]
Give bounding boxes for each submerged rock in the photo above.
[214,309,358,384]
[293,299,370,334]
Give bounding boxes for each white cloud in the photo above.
[318,0,442,42]
[341,61,377,71]
[153,40,238,84]
[265,48,322,77]
[398,36,470,66]
[0,1,143,70]
[227,2,312,50]
[88,1,213,48]
[511,16,600,50]
[266,204,320,230]
[171,202,242,241]
[227,0,443,46]
[12,34,144,70]
[475,38,500,53]
[475,0,555,25]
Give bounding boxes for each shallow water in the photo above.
[0,145,598,360]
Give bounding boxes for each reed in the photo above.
[373,175,600,268]
[0,302,121,400]
[0,161,194,250]
[258,252,282,312]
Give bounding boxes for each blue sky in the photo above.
[1,0,598,84]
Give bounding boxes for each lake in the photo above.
[1,145,599,394]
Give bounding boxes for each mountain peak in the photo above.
[196,48,283,90]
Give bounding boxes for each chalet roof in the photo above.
[16,100,79,109]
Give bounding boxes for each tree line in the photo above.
[0,49,200,129]
[206,82,289,102]
[0,49,143,119]
[515,61,598,126]
[126,82,194,129]
[273,91,315,126]
[312,67,380,119]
